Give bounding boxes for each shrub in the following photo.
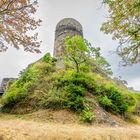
[56,71,130,115]
[42,53,51,63]
[42,53,57,64]
[1,59,55,107]
[98,96,112,109]
[96,84,130,114]
[65,94,85,112]
[104,86,129,114]
[64,84,86,96]
[39,77,86,112]
[1,82,28,106]
[61,83,86,112]
[41,88,66,110]
[53,71,87,112]
[124,112,138,123]
[81,105,95,123]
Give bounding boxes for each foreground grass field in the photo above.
[0,120,140,140]
[0,111,140,140]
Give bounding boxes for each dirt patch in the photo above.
[93,100,125,126]
[25,109,78,124]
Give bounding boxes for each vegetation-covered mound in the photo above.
[0,36,140,124]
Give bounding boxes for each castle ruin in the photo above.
[0,78,17,95]
[53,18,83,57]
[0,18,83,95]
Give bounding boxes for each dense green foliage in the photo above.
[1,53,56,106]
[0,37,139,123]
[65,36,90,73]
[101,0,140,65]
[65,36,113,75]
[81,105,95,123]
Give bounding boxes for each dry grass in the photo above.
[0,110,140,140]
[0,119,140,140]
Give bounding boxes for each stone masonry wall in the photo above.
[53,18,83,57]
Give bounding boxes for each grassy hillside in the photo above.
[0,52,140,124]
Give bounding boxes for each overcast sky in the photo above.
[0,0,140,90]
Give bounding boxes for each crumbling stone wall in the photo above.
[0,78,17,95]
[53,18,83,57]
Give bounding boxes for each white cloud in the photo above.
[128,78,140,91]
[0,0,140,90]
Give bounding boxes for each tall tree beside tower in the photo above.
[0,0,41,53]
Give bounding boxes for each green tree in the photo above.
[65,36,112,75]
[101,0,140,65]
[65,36,90,73]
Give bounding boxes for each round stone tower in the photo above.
[53,18,83,57]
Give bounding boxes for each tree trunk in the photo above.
[76,63,79,73]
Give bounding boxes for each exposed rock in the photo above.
[0,78,17,95]
[0,87,4,95]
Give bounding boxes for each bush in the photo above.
[40,71,96,114]
[1,82,28,106]
[65,94,85,112]
[94,84,131,115]
[56,71,131,115]
[39,76,86,112]
[64,84,86,96]
[42,53,57,64]
[1,65,40,106]
[60,84,86,112]
[104,86,129,114]
[1,57,56,107]
[98,96,112,109]
[54,71,87,112]
[124,112,137,123]
[41,89,66,110]
[42,53,51,63]
[81,105,95,123]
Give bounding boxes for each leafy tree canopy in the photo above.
[64,36,112,75]
[101,0,140,66]
[65,36,90,73]
[0,0,41,53]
